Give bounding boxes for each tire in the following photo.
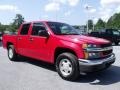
[56,53,80,81]
[115,42,119,45]
[7,45,18,61]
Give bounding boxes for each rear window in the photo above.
[20,24,30,35]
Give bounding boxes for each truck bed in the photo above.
[2,34,17,49]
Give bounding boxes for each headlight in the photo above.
[82,44,99,49]
[83,44,101,59]
[88,44,97,48]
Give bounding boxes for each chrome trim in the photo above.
[78,54,115,66]
[84,46,113,52]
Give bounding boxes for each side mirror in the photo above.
[38,30,49,37]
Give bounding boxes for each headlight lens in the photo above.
[87,44,99,48]
[82,44,99,48]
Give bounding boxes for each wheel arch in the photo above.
[6,42,13,49]
[54,47,77,63]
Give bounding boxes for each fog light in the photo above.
[89,53,96,57]
[85,52,101,59]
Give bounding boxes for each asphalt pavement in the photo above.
[0,42,120,90]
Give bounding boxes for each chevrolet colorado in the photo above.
[2,21,115,81]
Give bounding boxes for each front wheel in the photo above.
[56,53,80,81]
[8,45,18,61]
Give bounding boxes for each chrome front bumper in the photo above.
[78,54,115,72]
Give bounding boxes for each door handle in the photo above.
[18,37,22,40]
[29,38,33,41]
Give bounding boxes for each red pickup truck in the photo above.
[3,21,115,81]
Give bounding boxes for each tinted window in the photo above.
[91,32,99,35]
[106,30,112,34]
[90,32,99,37]
[100,29,106,34]
[20,24,30,35]
[32,23,46,36]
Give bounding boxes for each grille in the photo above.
[102,50,112,56]
[100,43,112,48]
[100,43,113,57]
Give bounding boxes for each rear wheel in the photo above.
[56,53,80,81]
[8,45,18,61]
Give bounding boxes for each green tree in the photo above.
[95,18,105,30]
[0,14,25,33]
[8,23,18,32]
[0,23,9,32]
[7,14,25,32]
[106,13,120,29]
[73,25,80,29]
[13,14,25,28]
[0,23,2,32]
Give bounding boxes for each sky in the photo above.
[0,0,120,25]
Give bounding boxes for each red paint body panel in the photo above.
[2,21,110,64]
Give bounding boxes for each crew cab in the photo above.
[2,21,115,81]
[89,29,120,45]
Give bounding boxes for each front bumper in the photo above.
[78,54,115,72]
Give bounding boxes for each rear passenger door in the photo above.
[17,23,31,57]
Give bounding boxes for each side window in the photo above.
[100,29,106,34]
[32,23,46,36]
[113,31,120,35]
[20,24,30,35]
[106,30,112,35]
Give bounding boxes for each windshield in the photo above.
[47,22,80,35]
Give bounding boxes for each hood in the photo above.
[56,35,110,44]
